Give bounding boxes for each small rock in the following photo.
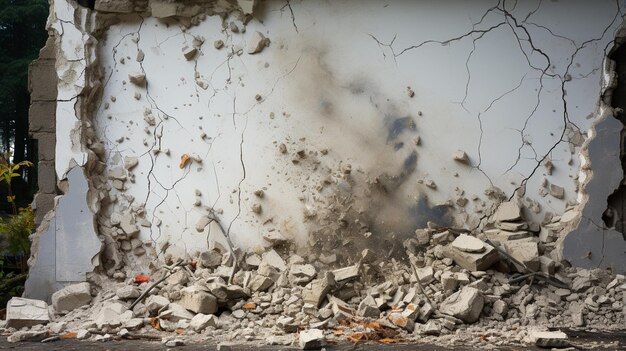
[529,331,569,348]
[6,297,50,328]
[453,150,470,164]
[51,282,92,312]
[116,286,141,300]
[451,234,485,253]
[247,31,270,54]
[190,313,218,331]
[183,46,198,60]
[299,328,324,350]
[439,286,484,323]
[128,72,146,86]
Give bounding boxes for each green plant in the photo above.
[0,152,32,215]
[0,207,34,256]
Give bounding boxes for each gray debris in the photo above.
[51,282,92,312]
[6,297,50,328]
[439,286,484,323]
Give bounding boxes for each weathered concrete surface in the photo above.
[562,113,626,272]
[5,298,50,329]
[29,0,626,304]
[24,168,101,301]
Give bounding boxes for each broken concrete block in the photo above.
[328,296,355,322]
[357,295,380,318]
[451,234,485,253]
[162,303,195,322]
[128,72,146,86]
[238,0,256,14]
[214,40,224,50]
[289,264,317,285]
[247,31,270,54]
[151,1,178,18]
[179,286,218,314]
[95,301,130,328]
[51,282,92,312]
[116,286,141,300]
[183,46,198,60]
[332,264,360,281]
[439,286,484,323]
[492,299,508,316]
[444,243,499,271]
[248,274,273,292]
[7,330,48,343]
[262,249,287,271]
[146,295,170,315]
[95,0,134,13]
[200,249,223,268]
[504,241,540,272]
[299,328,324,350]
[416,266,435,284]
[6,297,50,328]
[485,229,532,243]
[440,271,459,292]
[302,272,335,307]
[189,313,218,332]
[453,150,470,164]
[124,156,138,170]
[119,213,139,236]
[493,201,521,222]
[388,312,415,331]
[529,331,569,348]
[549,184,565,199]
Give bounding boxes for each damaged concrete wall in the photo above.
[26,0,626,298]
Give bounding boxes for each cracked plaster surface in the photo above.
[35,0,626,281]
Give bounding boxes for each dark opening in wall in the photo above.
[604,40,626,239]
[76,0,95,9]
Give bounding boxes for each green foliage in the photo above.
[0,207,34,256]
[0,152,32,214]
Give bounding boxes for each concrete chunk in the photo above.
[6,297,50,328]
[332,264,360,281]
[179,286,217,314]
[493,201,521,222]
[299,328,324,349]
[151,1,178,18]
[444,244,499,271]
[451,234,485,253]
[439,286,484,323]
[189,313,218,332]
[51,282,92,312]
[247,31,270,54]
[302,272,335,307]
[262,249,286,271]
[529,331,569,348]
[453,150,470,164]
[128,72,146,86]
[504,241,540,272]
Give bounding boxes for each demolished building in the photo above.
[8,0,626,348]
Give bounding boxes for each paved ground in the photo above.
[0,329,623,350]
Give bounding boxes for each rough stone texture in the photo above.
[451,234,485,253]
[51,282,92,312]
[493,201,522,222]
[28,35,57,225]
[439,286,484,323]
[443,244,499,271]
[95,0,134,13]
[5,297,50,328]
[179,286,218,314]
[299,328,324,349]
[189,313,218,331]
[504,241,540,272]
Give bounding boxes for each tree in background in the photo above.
[0,0,49,210]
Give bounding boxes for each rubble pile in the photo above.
[3,202,625,348]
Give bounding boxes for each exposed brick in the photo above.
[37,161,56,194]
[95,0,135,13]
[29,102,56,133]
[33,193,56,225]
[28,60,57,102]
[35,133,55,162]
